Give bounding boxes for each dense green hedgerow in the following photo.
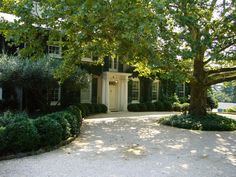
[34,117,63,147]
[47,112,71,140]
[77,103,107,117]
[4,119,39,153]
[158,114,236,131]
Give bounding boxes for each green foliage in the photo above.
[0,55,56,85]
[77,103,107,117]
[154,101,164,111]
[62,111,78,136]
[0,126,6,154]
[127,104,141,112]
[128,101,173,112]
[34,117,63,147]
[159,114,236,131]
[4,119,39,153]
[46,112,71,140]
[0,107,84,156]
[172,102,190,112]
[0,111,28,127]
[226,106,236,113]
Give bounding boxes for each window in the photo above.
[132,80,140,102]
[177,83,186,97]
[152,81,159,101]
[80,75,92,103]
[109,57,119,71]
[48,86,61,105]
[0,87,2,100]
[48,45,61,58]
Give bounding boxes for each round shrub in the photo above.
[100,104,108,113]
[63,111,79,136]
[77,104,89,117]
[139,103,147,112]
[4,119,39,153]
[162,101,172,111]
[0,126,6,154]
[34,117,63,147]
[67,105,82,118]
[127,104,139,112]
[146,102,156,111]
[172,102,182,111]
[81,103,92,114]
[47,112,71,140]
[154,101,164,111]
[182,103,190,112]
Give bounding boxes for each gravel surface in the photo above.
[0,112,235,177]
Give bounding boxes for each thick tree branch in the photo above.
[207,66,236,75]
[207,75,236,86]
[216,41,236,53]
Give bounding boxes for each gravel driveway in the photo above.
[0,112,235,177]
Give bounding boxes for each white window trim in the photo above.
[48,45,62,59]
[177,83,186,97]
[131,78,140,103]
[109,56,119,72]
[0,87,2,100]
[50,86,61,106]
[152,80,159,102]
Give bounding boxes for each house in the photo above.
[0,12,189,113]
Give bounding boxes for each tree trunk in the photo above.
[189,81,207,115]
[189,57,208,116]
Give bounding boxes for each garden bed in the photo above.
[158,113,236,131]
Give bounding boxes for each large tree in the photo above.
[157,0,236,115]
[1,0,236,116]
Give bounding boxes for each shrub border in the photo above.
[0,133,78,161]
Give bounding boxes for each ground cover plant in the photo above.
[158,114,236,131]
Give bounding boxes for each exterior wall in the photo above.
[128,78,160,104]
[101,72,131,112]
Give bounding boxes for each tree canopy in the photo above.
[1,0,236,115]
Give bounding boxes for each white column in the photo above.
[121,76,128,111]
[102,72,110,111]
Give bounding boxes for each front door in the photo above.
[109,84,117,111]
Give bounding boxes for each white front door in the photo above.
[109,84,117,111]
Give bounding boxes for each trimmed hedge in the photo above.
[128,101,172,112]
[46,112,71,140]
[128,101,190,112]
[77,103,107,118]
[0,105,84,156]
[34,117,63,147]
[4,119,40,153]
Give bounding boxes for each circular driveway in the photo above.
[0,112,235,177]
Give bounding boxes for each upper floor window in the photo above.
[109,57,118,71]
[177,83,186,97]
[48,45,61,58]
